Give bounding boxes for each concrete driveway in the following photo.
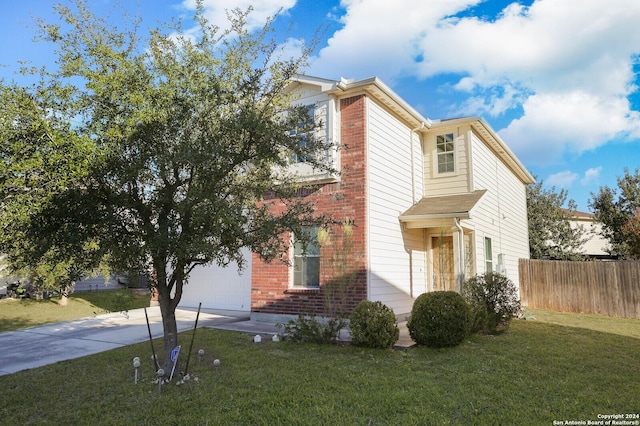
[0,306,249,376]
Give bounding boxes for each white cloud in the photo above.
[499,90,640,164]
[181,0,296,32]
[454,82,530,118]
[309,0,481,82]
[307,0,640,163]
[546,170,578,188]
[174,0,640,166]
[581,167,602,185]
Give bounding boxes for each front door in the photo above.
[432,236,455,291]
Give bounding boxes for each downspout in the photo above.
[406,122,426,299]
[410,122,426,204]
[454,217,465,293]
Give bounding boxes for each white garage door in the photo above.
[179,250,252,311]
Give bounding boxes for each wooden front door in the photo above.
[432,236,455,291]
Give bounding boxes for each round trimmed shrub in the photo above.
[462,272,521,334]
[349,300,399,349]
[407,291,469,348]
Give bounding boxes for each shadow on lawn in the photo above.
[522,308,640,340]
[0,315,46,333]
[71,289,150,313]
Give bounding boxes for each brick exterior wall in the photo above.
[250,95,369,316]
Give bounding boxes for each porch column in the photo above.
[452,219,465,293]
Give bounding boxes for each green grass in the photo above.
[0,310,638,425]
[524,307,640,339]
[0,289,150,332]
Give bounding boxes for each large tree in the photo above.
[590,168,640,259]
[0,1,333,373]
[0,83,102,301]
[526,178,587,260]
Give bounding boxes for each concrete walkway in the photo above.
[211,317,416,349]
[0,308,416,376]
[0,306,250,376]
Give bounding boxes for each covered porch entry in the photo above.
[399,191,485,293]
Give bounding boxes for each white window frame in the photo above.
[436,133,455,174]
[292,226,321,288]
[484,237,493,273]
[290,104,317,164]
[288,98,339,184]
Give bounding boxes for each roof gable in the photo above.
[430,117,534,185]
[290,75,534,185]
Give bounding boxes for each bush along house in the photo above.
[179,75,535,321]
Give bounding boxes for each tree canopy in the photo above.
[526,178,587,260]
[590,168,640,259]
[0,1,332,372]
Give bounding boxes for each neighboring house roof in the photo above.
[399,190,487,228]
[292,74,534,186]
[565,209,595,219]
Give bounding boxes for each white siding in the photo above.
[467,130,529,288]
[289,87,340,182]
[570,219,611,256]
[423,124,471,196]
[366,98,426,316]
[179,249,252,311]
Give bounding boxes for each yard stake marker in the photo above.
[144,307,160,371]
[183,302,202,374]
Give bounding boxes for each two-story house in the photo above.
[179,75,534,320]
[564,209,613,259]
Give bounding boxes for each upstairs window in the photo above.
[436,133,455,174]
[292,226,320,288]
[287,100,336,183]
[290,104,316,164]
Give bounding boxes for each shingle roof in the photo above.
[400,190,487,218]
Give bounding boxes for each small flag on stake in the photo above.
[170,345,181,380]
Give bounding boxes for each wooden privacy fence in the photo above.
[519,259,640,319]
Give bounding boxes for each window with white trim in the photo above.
[290,104,316,164]
[484,237,493,272]
[293,226,320,288]
[436,133,455,174]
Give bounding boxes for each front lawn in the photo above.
[0,289,151,332]
[0,313,638,425]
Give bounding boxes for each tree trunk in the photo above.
[158,295,179,375]
[154,260,185,377]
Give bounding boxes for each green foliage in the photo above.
[72,289,149,313]
[407,291,469,348]
[622,209,640,259]
[108,290,135,314]
[1,318,640,424]
[526,178,587,260]
[280,314,347,344]
[0,84,102,294]
[463,272,522,334]
[349,300,399,349]
[0,1,331,371]
[590,168,640,259]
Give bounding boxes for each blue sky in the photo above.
[2,0,639,211]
